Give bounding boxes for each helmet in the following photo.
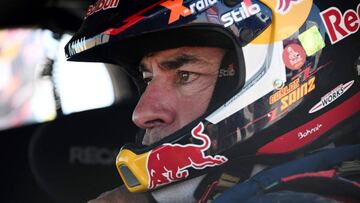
[65,0,360,193]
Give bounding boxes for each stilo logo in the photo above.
[276,0,303,15]
[320,3,360,44]
[309,80,354,114]
[220,2,261,27]
[219,63,236,77]
[146,122,227,189]
[161,0,218,24]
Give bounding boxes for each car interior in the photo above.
[0,0,141,202]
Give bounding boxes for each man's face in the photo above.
[132,46,225,145]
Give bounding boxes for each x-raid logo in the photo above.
[162,0,261,27]
[161,0,218,24]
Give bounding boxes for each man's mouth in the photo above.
[142,127,176,145]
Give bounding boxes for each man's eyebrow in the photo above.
[160,54,200,70]
[138,53,201,72]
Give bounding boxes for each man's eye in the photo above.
[176,71,198,84]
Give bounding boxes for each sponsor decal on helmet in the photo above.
[161,0,218,24]
[146,122,227,189]
[297,123,322,139]
[298,26,325,56]
[320,3,360,44]
[66,34,110,57]
[276,0,303,15]
[258,92,360,154]
[219,63,236,77]
[220,2,261,27]
[270,78,300,105]
[309,80,354,114]
[282,43,306,70]
[269,66,316,111]
[85,0,120,18]
[280,79,315,111]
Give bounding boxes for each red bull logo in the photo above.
[276,0,303,14]
[320,3,360,44]
[146,122,227,189]
[85,0,120,18]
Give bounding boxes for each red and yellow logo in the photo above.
[116,122,227,192]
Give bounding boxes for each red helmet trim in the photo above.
[257,91,360,155]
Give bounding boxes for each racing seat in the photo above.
[29,65,140,203]
[29,100,138,203]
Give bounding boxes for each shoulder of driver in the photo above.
[87,186,153,203]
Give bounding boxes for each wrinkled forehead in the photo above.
[139,46,226,71]
[142,46,225,60]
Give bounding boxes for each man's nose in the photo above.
[132,80,175,129]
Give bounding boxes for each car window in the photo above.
[54,34,115,115]
[0,28,115,131]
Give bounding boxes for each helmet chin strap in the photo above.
[151,175,206,203]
